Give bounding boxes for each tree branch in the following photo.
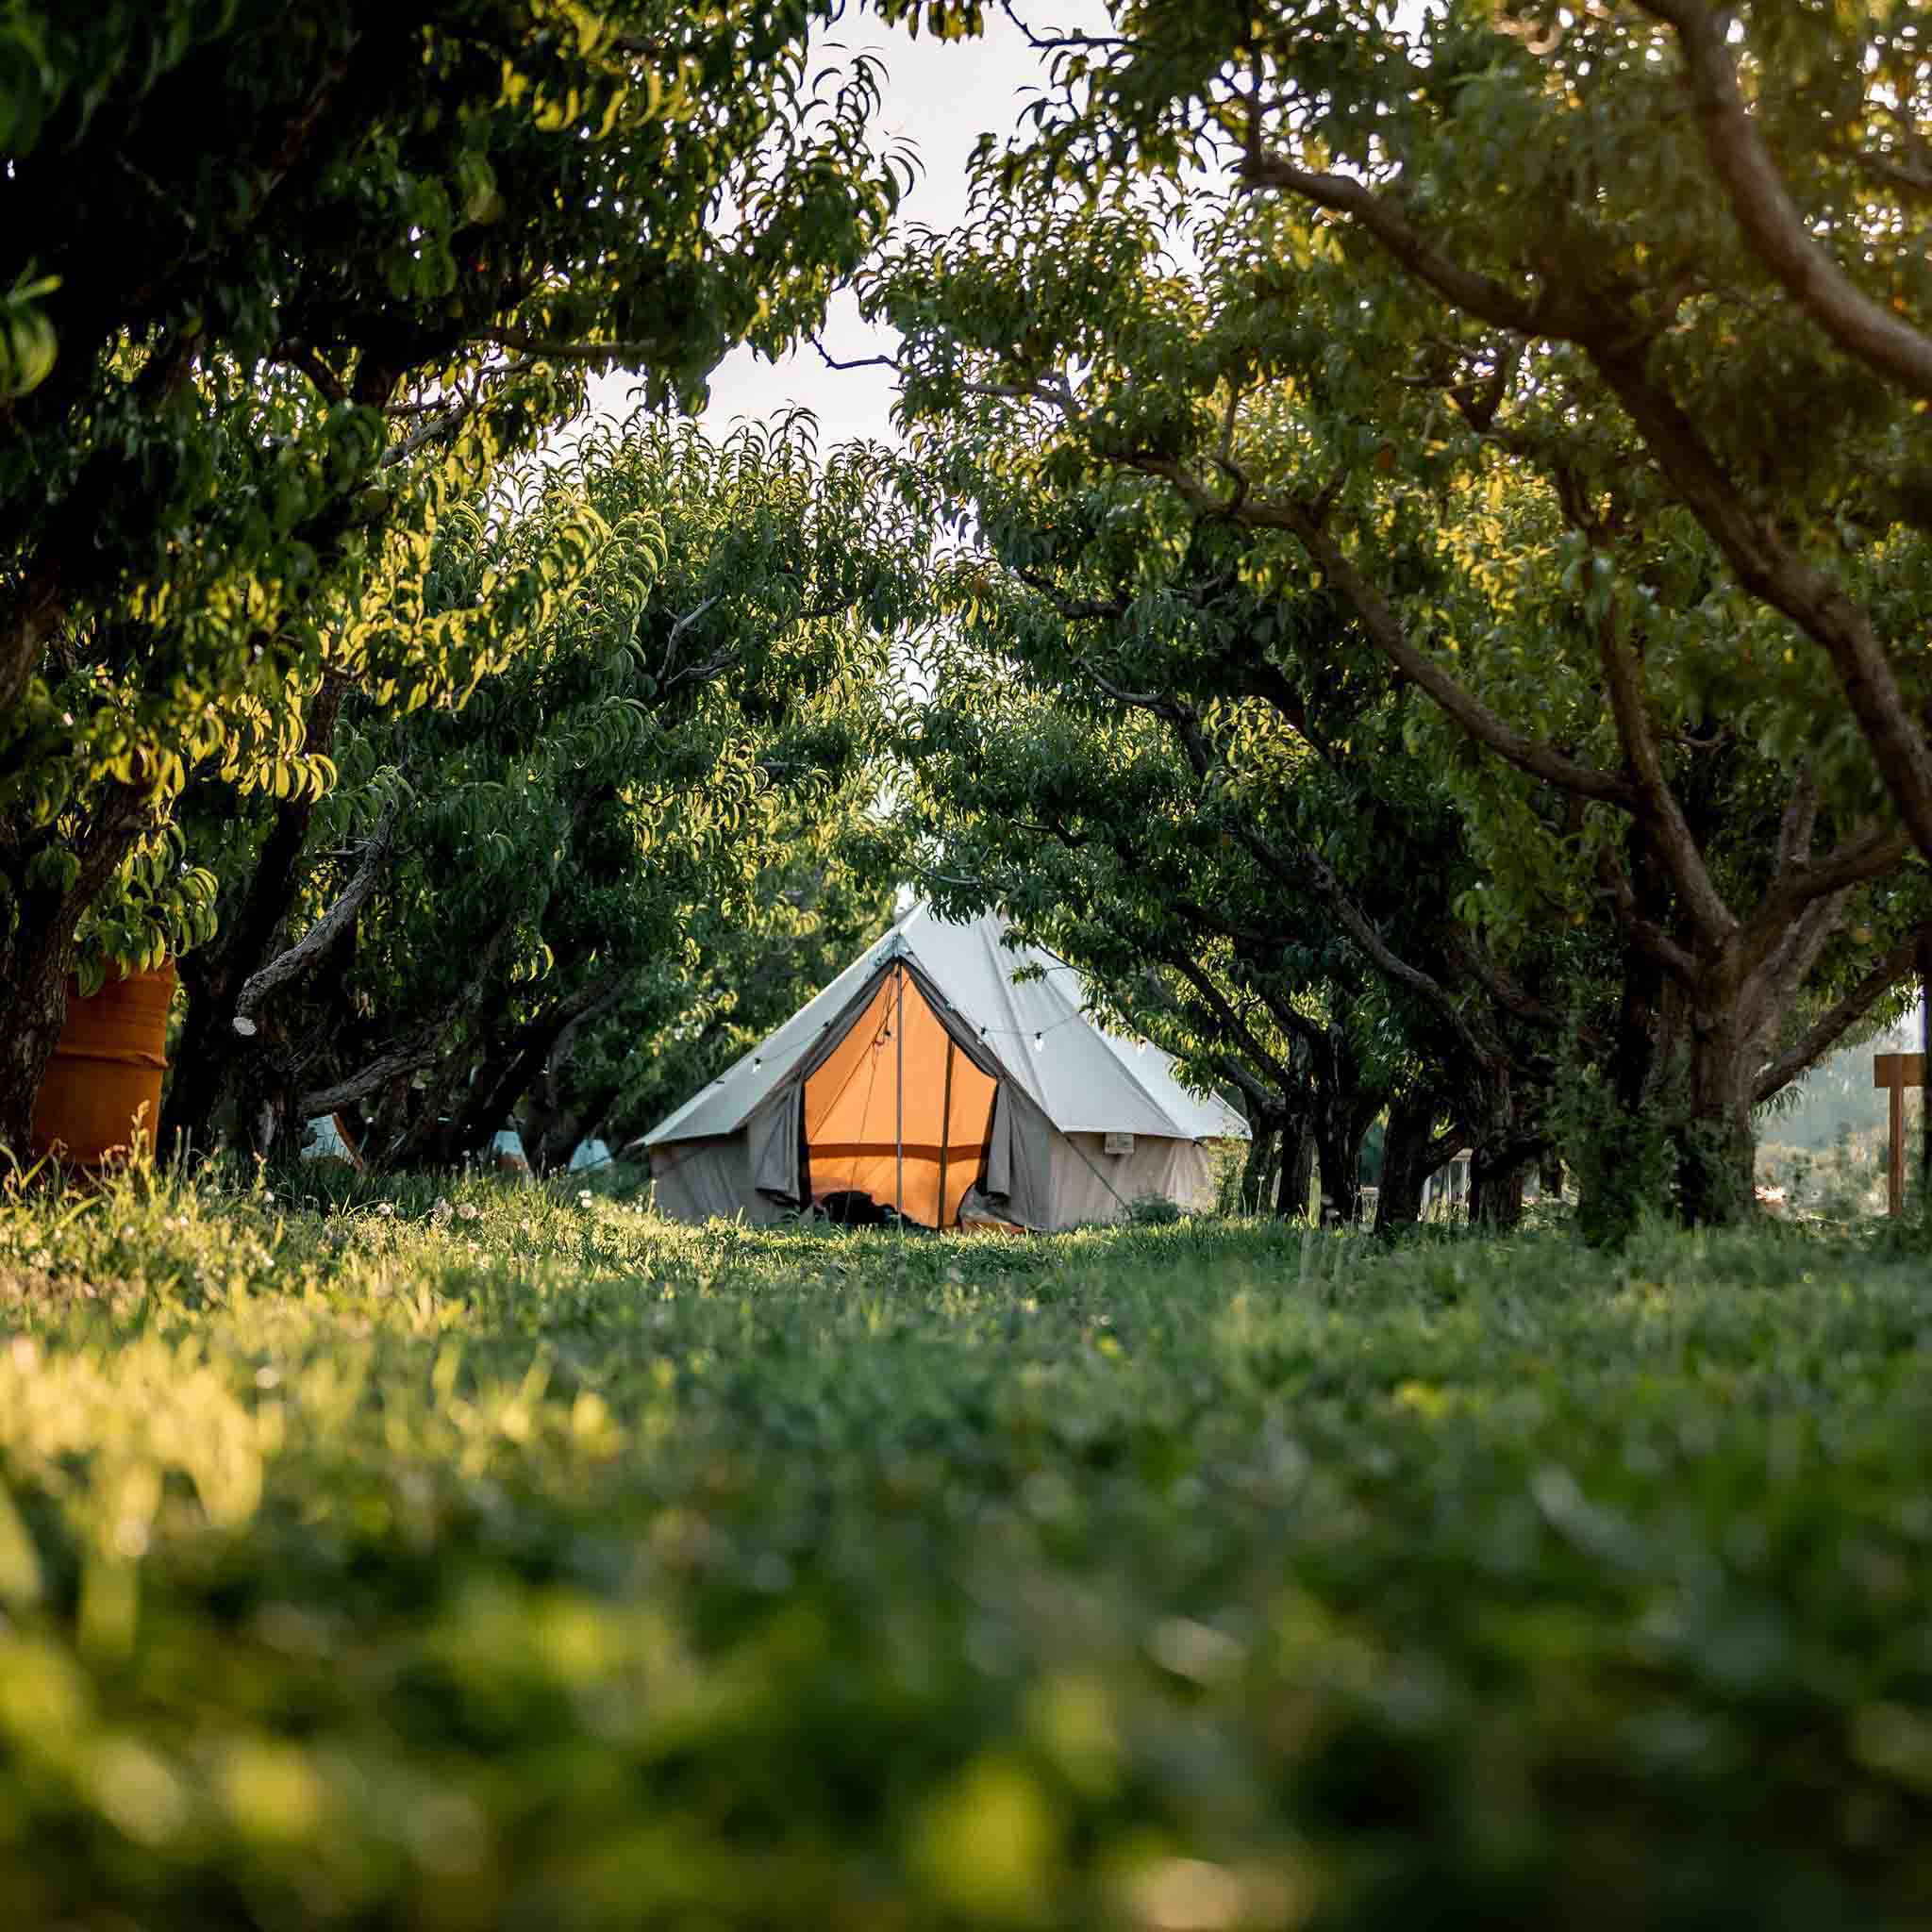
[1237,479,1639,808]
[1740,822,1913,984]
[1589,339,1932,862]
[295,1019,449,1120]
[1013,566,1129,624]
[1595,603,1737,947]
[1635,0,1932,402]
[1441,923,1600,1049]
[480,327,665,367]
[1238,151,1598,340]
[1753,930,1924,1103]
[232,791,402,1035]
[1598,845,1698,980]
[1237,120,1932,867]
[1774,762,1819,874]
[812,336,902,375]
[275,342,349,404]
[1165,950,1300,1093]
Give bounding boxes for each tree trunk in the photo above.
[161,676,350,1157]
[386,1041,479,1173]
[1311,1100,1363,1225]
[1468,1152,1527,1230]
[164,954,237,1156]
[527,1077,622,1175]
[1675,1014,1757,1225]
[1237,1119,1276,1216]
[1538,1149,1565,1204]
[1921,933,1931,1205]
[425,965,631,1170]
[1575,848,1675,1245]
[1374,1091,1441,1234]
[1460,1053,1541,1232]
[1276,1114,1313,1221]
[0,965,73,1164]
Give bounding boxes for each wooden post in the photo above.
[1873,1053,1927,1216]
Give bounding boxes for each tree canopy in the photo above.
[855,0,1932,1224]
[166,410,920,1170]
[0,0,914,1152]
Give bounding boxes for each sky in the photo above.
[586,3,1112,450]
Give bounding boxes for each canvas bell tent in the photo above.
[641,905,1246,1230]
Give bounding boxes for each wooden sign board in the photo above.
[1873,1052,1927,1217]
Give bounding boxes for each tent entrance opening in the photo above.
[803,965,994,1226]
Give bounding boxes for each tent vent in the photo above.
[1104,1131,1136,1157]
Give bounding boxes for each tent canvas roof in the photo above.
[643,904,1248,1149]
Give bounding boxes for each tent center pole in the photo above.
[894,965,905,1224]
[938,1038,955,1229]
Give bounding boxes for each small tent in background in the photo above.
[299,1113,364,1172]
[642,905,1245,1231]
[489,1126,531,1176]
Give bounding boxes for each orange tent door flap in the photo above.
[802,966,995,1225]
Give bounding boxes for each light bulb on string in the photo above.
[1032,1030,1043,1053]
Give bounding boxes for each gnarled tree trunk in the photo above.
[1675,996,1758,1226]
[1236,1116,1276,1216]
[1468,1151,1529,1230]
[1310,1095,1365,1225]
[161,677,352,1158]
[0,966,74,1167]
[1375,1089,1462,1234]
[525,1076,622,1176]
[1276,1112,1314,1221]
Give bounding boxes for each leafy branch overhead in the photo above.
[866,0,1932,1226]
[0,0,916,1151]
[168,412,924,1170]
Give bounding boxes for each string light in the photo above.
[1032,1031,1043,1052]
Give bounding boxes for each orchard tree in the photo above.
[0,0,913,1154]
[862,148,1929,1222]
[892,482,1614,1226]
[165,413,924,1165]
[949,0,1932,862]
[900,676,1468,1226]
[525,840,901,1173]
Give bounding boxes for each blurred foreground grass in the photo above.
[2,1171,1931,1928]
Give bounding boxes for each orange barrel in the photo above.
[30,963,177,1167]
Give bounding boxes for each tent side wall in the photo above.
[1048,1132,1216,1226]
[648,1109,1223,1231]
[649,1133,786,1224]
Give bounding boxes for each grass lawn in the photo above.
[2,1173,1931,1928]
